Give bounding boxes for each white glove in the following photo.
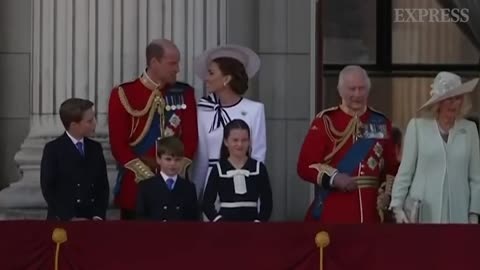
[393,208,409,224]
[469,214,478,224]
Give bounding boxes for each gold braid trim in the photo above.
[118,87,157,117]
[323,115,360,162]
[385,174,394,195]
[118,86,166,146]
[125,158,155,183]
[322,117,335,143]
[315,106,338,118]
[308,163,338,185]
[377,175,395,223]
[129,115,135,138]
[130,105,157,146]
[354,176,379,188]
[156,96,166,138]
[324,114,356,137]
[178,157,193,180]
[130,116,140,138]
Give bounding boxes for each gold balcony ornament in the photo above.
[315,231,330,270]
[52,228,68,270]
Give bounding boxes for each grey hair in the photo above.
[337,65,371,90]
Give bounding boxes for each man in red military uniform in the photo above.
[297,65,398,224]
[108,39,198,219]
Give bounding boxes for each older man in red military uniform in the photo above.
[108,39,198,220]
[297,65,398,224]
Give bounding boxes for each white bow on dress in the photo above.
[225,169,250,195]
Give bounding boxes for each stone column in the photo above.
[0,0,226,219]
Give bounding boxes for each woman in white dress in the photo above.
[192,45,267,199]
[390,72,480,224]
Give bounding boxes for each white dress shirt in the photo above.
[66,131,84,147]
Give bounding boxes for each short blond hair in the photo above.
[420,94,472,119]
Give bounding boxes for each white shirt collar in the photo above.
[66,131,84,145]
[143,69,159,88]
[160,171,178,182]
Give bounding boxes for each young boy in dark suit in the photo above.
[40,98,110,221]
[136,136,198,221]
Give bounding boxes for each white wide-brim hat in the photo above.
[194,44,261,80]
[418,71,479,111]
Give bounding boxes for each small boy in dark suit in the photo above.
[136,136,198,221]
[40,98,110,221]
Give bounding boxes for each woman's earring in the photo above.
[223,81,227,86]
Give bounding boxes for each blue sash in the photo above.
[312,112,385,219]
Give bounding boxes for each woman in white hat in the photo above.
[390,72,480,224]
[192,45,266,200]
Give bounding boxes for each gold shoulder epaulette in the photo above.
[315,106,338,118]
[116,78,138,89]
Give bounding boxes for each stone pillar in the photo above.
[0,0,226,219]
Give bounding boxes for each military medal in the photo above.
[181,96,187,110]
[367,156,378,170]
[374,142,383,157]
[165,96,171,111]
[169,114,181,128]
[167,96,177,111]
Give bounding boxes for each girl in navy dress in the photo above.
[202,119,272,222]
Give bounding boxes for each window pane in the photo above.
[322,0,377,64]
[390,76,480,128]
[392,0,480,64]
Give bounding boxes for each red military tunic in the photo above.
[297,105,398,224]
[108,74,198,210]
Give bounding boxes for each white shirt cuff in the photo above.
[329,172,338,186]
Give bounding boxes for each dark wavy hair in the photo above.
[219,119,251,159]
[212,57,249,95]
